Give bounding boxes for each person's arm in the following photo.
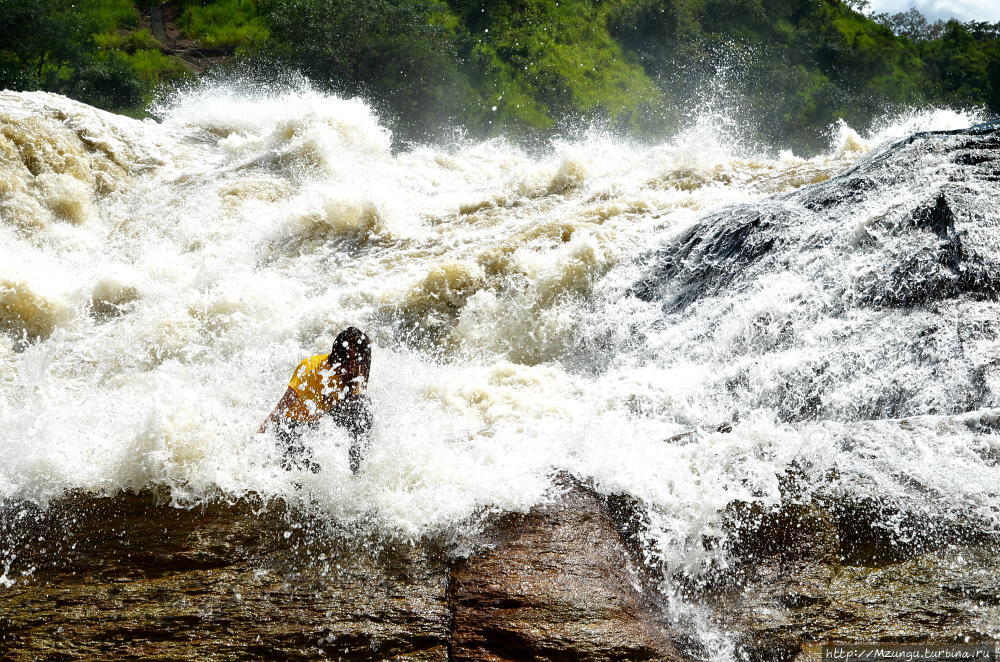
[257,387,300,433]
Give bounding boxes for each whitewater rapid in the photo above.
[2,86,999,647]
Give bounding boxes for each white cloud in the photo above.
[868,0,1000,22]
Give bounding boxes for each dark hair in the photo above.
[330,327,371,381]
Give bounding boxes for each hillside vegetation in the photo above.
[0,0,188,114]
[1,0,999,150]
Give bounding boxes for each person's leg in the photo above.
[333,396,373,474]
[275,420,320,473]
[348,440,365,475]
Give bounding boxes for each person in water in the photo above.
[258,327,373,474]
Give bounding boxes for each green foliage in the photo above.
[177,0,268,50]
[252,0,665,141]
[125,48,189,83]
[255,0,472,140]
[609,0,941,150]
[5,0,1000,150]
[448,0,665,136]
[920,21,994,106]
[0,0,187,116]
[244,0,1000,148]
[67,51,146,109]
[873,7,946,41]
[79,0,140,32]
[0,0,98,89]
[94,28,162,53]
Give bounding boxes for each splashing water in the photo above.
[1,84,997,651]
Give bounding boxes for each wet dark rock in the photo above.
[630,205,787,310]
[3,486,998,661]
[0,486,686,662]
[807,175,878,209]
[912,193,957,240]
[633,122,1000,315]
[629,122,1000,422]
[450,486,683,662]
[708,500,1000,662]
[854,193,1000,308]
[0,493,452,661]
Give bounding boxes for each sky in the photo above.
[867,0,1000,22]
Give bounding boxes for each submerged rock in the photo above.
[630,121,1000,422]
[634,122,1000,315]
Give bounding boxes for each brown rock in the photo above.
[708,500,1000,661]
[0,492,451,661]
[0,484,686,661]
[450,486,685,662]
[4,484,997,662]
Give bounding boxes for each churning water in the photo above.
[2,85,999,647]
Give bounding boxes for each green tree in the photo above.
[609,0,932,151]
[67,51,146,110]
[256,0,472,141]
[0,0,98,89]
[921,20,993,106]
[873,8,945,41]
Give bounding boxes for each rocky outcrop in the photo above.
[0,493,452,661]
[628,121,1000,423]
[450,487,682,661]
[0,485,685,662]
[708,500,1000,661]
[2,484,998,661]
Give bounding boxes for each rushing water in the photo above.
[2,85,999,649]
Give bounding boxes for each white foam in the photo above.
[1,88,997,656]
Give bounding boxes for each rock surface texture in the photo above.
[450,487,681,661]
[4,485,997,661]
[711,501,1000,661]
[0,493,452,661]
[2,484,999,661]
[0,486,685,662]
